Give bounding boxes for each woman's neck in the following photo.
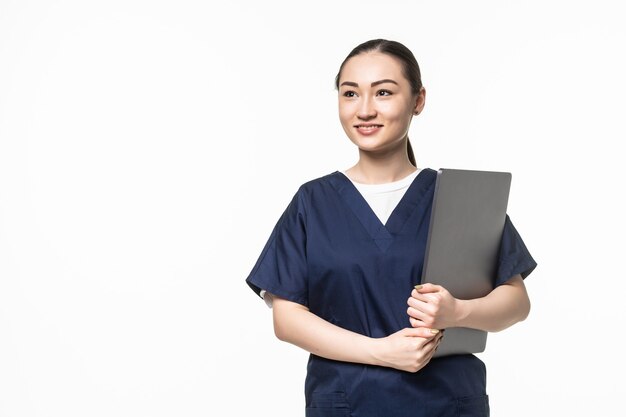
[345,151,417,185]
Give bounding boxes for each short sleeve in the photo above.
[495,214,537,287]
[245,186,309,307]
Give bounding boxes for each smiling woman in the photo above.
[337,51,425,183]
[245,39,536,417]
[335,40,425,183]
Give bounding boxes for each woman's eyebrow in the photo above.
[371,79,398,87]
[340,79,399,87]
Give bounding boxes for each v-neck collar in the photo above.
[327,168,437,252]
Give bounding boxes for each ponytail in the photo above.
[407,138,416,167]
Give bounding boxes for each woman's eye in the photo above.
[342,91,356,97]
[377,90,392,96]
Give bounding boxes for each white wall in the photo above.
[1,1,624,416]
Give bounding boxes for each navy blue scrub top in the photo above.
[246,168,537,417]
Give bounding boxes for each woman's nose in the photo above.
[357,96,376,119]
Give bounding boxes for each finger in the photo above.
[409,316,425,328]
[425,332,443,349]
[414,283,444,294]
[409,291,435,304]
[408,292,437,308]
[408,294,439,316]
[407,305,435,324]
[421,334,441,352]
[424,333,440,346]
[425,341,439,361]
[404,326,440,338]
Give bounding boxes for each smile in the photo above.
[355,124,383,135]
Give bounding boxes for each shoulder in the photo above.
[417,167,439,188]
[279,171,341,215]
[295,170,342,195]
[419,167,438,178]
[301,170,341,187]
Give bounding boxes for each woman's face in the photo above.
[338,52,424,155]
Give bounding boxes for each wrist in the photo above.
[366,336,385,367]
[455,299,471,327]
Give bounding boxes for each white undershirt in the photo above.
[344,168,421,226]
[260,168,422,308]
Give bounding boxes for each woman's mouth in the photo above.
[355,124,383,135]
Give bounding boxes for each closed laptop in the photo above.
[421,168,512,357]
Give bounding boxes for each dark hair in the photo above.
[334,39,422,167]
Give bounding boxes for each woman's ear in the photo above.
[413,87,426,115]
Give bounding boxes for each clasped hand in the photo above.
[407,283,460,330]
[376,283,459,373]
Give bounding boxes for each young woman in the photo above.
[245,39,536,417]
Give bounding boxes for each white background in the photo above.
[1,1,625,416]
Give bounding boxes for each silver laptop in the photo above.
[421,168,512,357]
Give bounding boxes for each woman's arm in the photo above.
[272,295,443,372]
[407,274,530,333]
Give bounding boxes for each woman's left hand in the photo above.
[407,283,461,330]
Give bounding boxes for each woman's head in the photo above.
[335,39,424,167]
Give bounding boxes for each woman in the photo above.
[245,39,536,417]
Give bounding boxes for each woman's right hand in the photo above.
[372,327,443,373]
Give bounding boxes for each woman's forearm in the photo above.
[272,296,381,365]
[455,274,530,332]
[273,295,442,372]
